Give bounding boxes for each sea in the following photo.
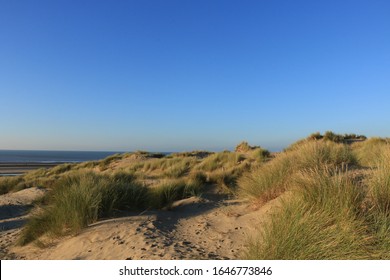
[0,150,122,163]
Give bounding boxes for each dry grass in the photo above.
[245,168,371,259]
[353,137,390,167]
[239,141,357,203]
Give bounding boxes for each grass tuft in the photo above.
[19,172,148,245]
[149,179,202,209]
[239,141,357,203]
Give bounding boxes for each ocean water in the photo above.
[0,150,121,163]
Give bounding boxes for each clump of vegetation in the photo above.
[294,167,366,215]
[208,169,240,194]
[286,131,367,151]
[133,151,166,159]
[248,148,271,164]
[322,131,367,143]
[76,160,99,169]
[19,172,148,245]
[169,151,213,159]
[188,171,208,186]
[191,149,261,194]
[239,141,357,203]
[368,150,390,214]
[365,149,390,258]
[163,158,195,178]
[235,141,253,152]
[196,151,244,172]
[238,153,292,202]
[149,178,202,209]
[47,163,74,175]
[307,132,323,140]
[0,176,24,195]
[0,173,51,194]
[291,140,357,167]
[352,137,390,167]
[235,141,270,160]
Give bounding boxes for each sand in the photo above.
[0,187,47,259]
[1,187,283,260]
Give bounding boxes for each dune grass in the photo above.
[149,178,203,209]
[245,198,371,259]
[352,137,390,167]
[364,149,390,258]
[367,150,390,213]
[163,158,196,178]
[0,174,54,195]
[239,141,357,203]
[294,167,366,217]
[245,168,371,259]
[195,151,245,172]
[0,176,24,195]
[19,171,148,245]
[238,152,293,202]
[248,147,271,164]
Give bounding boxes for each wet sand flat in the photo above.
[0,163,60,175]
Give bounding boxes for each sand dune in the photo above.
[1,187,282,260]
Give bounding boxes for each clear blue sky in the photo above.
[1,0,389,152]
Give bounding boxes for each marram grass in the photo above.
[19,172,148,245]
[245,169,371,259]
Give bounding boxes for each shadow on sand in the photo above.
[0,204,32,231]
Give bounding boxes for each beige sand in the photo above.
[1,187,283,260]
[0,187,47,259]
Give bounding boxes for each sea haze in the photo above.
[0,150,122,163]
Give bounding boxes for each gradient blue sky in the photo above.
[1,0,389,152]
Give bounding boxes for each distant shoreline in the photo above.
[0,162,66,176]
[0,150,124,176]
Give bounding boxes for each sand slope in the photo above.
[2,188,282,260]
[0,187,46,259]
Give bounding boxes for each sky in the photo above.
[0,0,389,152]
